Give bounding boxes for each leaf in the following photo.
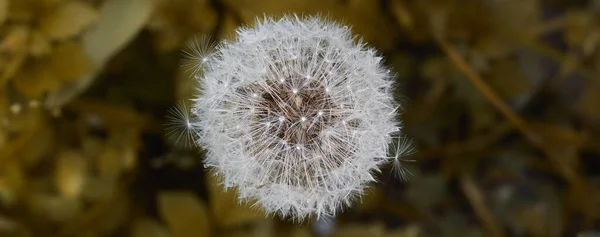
[54,151,87,198]
[82,0,154,66]
[131,218,171,237]
[0,25,29,85]
[19,125,55,168]
[80,176,115,202]
[95,196,131,235]
[97,148,122,179]
[48,42,96,82]
[0,161,24,206]
[13,42,95,98]
[27,193,83,223]
[564,11,595,47]
[38,1,99,41]
[158,191,210,237]
[28,30,52,57]
[44,0,155,108]
[13,62,61,98]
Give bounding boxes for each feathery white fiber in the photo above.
[181,15,411,220]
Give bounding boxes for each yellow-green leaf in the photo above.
[158,191,211,237]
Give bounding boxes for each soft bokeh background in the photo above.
[1,0,600,236]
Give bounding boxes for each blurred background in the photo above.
[1,0,600,236]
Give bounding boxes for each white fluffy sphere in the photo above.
[183,15,409,220]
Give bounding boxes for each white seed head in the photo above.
[181,15,410,221]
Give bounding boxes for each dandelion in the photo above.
[174,15,412,220]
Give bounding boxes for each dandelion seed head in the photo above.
[177,15,411,221]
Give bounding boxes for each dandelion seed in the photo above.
[174,15,412,221]
[181,35,217,77]
[388,134,416,181]
[165,101,197,149]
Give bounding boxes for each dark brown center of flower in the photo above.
[255,78,335,148]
